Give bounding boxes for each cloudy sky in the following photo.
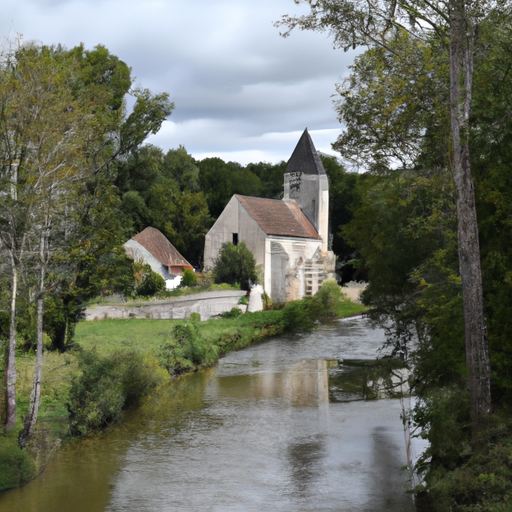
[1,0,357,164]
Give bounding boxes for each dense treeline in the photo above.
[115,144,361,274]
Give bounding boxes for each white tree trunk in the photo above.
[19,232,47,447]
[5,259,18,429]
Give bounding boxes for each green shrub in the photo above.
[180,268,197,287]
[213,241,257,291]
[315,280,347,317]
[136,264,166,297]
[262,292,273,310]
[221,307,243,319]
[158,323,218,375]
[281,296,324,332]
[0,435,35,490]
[67,349,165,436]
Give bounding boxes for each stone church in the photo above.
[203,129,335,303]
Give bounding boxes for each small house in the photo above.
[124,227,193,286]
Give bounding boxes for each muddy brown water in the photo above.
[0,316,423,512]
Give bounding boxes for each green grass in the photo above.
[74,310,287,359]
[335,297,367,317]
[74,318,176,355]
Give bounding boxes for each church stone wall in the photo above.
[237,202,267,267]
[266,236,323,303]
[203,197,267,271]
[284,173,329,252]
[203,197,240,269]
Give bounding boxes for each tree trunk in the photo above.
[18,297,43,448]
[449,0,491,432]
[19,232,46,447]
[5,261,18,429]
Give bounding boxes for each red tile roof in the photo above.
[235,195,319,239]
[132,227,192,267]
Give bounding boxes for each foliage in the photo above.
[332,30,450,173]
[424,422,512,511]
[220,307,243,319]
[281,296,324,332]
[319,156,364,280]
[135,264,166,297]
[212,242,257,291]
[67,349,165,436]
[198,158,262,217]
[158,323,218,375]
[0,433,35,490]
[262,292,273,311]
[180,268,197,287]
[315,280,348,317]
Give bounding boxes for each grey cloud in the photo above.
[1,0,356,163]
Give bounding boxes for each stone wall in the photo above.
[85,290,247,321]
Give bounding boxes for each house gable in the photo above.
[125,227,193,278]
[204,196,268,269]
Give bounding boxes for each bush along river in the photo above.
[0,316,427,512]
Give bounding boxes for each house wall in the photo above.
[203,197,240,269]
[237,202,267,268]
[124,239,171,280]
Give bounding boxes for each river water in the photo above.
[0,316,420,512]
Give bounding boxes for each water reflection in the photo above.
[209,359,330,406]
[287,435,326,496]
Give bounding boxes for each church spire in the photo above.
[285,128,326,176]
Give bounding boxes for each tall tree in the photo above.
[0,40,173,439]
[278,0,493,430]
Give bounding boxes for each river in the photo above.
[0,316,422,512]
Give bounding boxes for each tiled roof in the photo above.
[286,128,326,176]
[132,227,192,267]
[236,195,319,239]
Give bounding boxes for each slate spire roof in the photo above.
[131,227,192,268]
[285,128,326,176]
[235,195,319,239]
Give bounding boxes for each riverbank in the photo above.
[0,283,367,491]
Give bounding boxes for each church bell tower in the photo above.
[283,129,329,252]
